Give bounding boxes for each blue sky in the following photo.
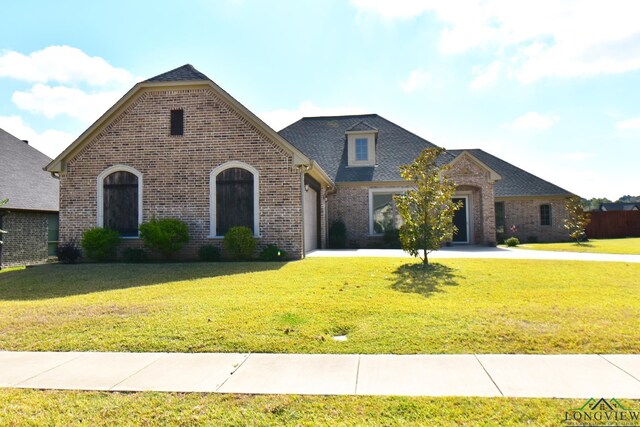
[1,0,639,200]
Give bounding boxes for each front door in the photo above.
[452,197,469,243]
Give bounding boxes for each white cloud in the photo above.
[470,61,501,89]
[0,115,75,158]
[350,0,434,19]
[0,45,133,86]
[616,116,640,130]
[400,68,432,93]
[259,101,368,131]
[11,84,125,122]
[504,112,559,130]
[561,152,595,162]
[351,0,640,84]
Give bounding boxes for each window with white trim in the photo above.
[369,190,406,235]
[210,161,259,237]
[97,165,143,237]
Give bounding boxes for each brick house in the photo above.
[0,129,59,268]
[46,65,572,259]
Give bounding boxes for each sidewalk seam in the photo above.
[13,352,83,387]
[474,355,503,397]
[109,353,165,391]
[598,354,640,384]
[354,355,361,394]
[215,352,251,392]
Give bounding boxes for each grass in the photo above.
[0,389,610,426]
[518,237,640,255]
[1,257,639,354]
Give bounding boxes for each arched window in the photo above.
[210,161,259,237]
[97,165,143,237]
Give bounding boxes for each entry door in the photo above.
[304,187,318,252]
[452,197,469,243]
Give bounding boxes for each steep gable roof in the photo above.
[45,65,334,187]
[279,114,438,182]
[145,64,209,82]
[0,129,59,212]
[448,149,572,197]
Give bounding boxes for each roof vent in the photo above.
[22,140,28,144]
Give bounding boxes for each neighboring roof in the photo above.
[145,64,209,83]
[279,114,439,182]
[599,202,640,211]
[45,64,335,188]
[448,149,573,197]
[0,128,59,212]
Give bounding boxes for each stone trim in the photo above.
[96,164,144,238]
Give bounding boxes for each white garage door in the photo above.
[304,187,318,252]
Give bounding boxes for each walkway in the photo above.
[2,351,640,398]
[307,246,640,263]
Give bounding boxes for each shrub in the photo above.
[57,241,82,263]
[383,229,401,249]
[122,248,147,263]
[260,244,287,261]
[223,226,256,260]
[328,220,347,249]
[198,245,221,262]
[81,227,121,262]
[139,218,190,259]
[505,237,520,247]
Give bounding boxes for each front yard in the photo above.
[518,237,640,255]
[1,257,639,354]
[0,389,589,426]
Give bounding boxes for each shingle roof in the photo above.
[0,128,59,211]
[599,202,639,211]
[346,121,378,132]
[448,149,572,197]
[279,114,439,182]
[145,64,210,83]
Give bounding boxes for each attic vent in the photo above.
[170,109,184,136]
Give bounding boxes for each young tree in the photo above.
[394,147,461,265]
[564,196,591,244]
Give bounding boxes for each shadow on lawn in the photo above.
[0,261,287,301]
[391,263,459,297]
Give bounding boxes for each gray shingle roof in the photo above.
[346,121,378,132]
[448,149,572,197]
[0,128,59,211]
[145,64,210,83]
[279,114,438,182]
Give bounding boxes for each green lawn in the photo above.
[518,237,640,255]
[1,257,639,354]
[0,389,602,426]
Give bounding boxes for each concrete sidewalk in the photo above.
[307,246,640,263]
[2,351,640,398]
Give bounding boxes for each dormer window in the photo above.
[346,121,377,167]
[355,138,368,161]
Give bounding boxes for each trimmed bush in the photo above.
[505,237,520,247]
[328,220,347,249]
[139,218,190,259]
[81,227,121,262]
[223,226,256,260]
[383,229,401,249]
[198,245,221,262]
[122,248,147,263]
[57,241,82,263]
[260,244,287,261]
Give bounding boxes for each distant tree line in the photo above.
[581,195,640,211]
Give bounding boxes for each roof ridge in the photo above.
[300,113,378,120]
[145,64,210,83]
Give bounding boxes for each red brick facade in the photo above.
[59,87,307,259]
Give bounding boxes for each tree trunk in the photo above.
[423,248,429,265]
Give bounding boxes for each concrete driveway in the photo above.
[306,246,640,263]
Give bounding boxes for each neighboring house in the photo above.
[599,202,640,211]
[46,65,572,260]
[0,129,59,268]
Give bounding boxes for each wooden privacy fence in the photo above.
[586,211,640,239]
